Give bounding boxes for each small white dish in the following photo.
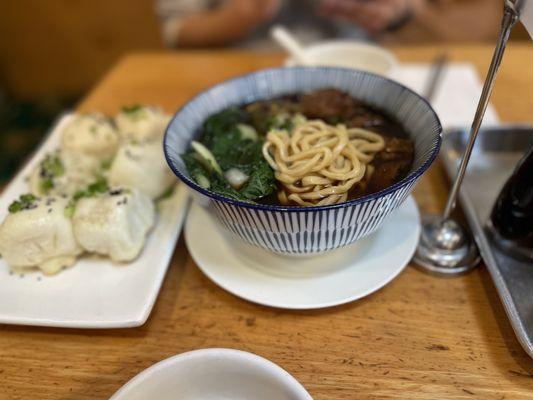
[110,348,312,400]
[285,40,397,77]
[185,196,420,309]
[0,114,189,328]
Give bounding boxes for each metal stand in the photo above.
[414,0,521,275]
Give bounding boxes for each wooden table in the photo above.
[2,45,533,400]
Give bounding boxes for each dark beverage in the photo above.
[488,145,533,260]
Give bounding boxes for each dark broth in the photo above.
[187,89,414,206]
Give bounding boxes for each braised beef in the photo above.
[300,89,358,119]
[367,136,414,194]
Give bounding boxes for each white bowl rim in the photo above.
[110,348,313,400]
[285,40,398,70]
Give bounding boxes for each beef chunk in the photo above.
[300,89,359,119]
[374,136,414,163]
[368,136,414,193]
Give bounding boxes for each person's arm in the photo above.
[319,0,412,35]
[403,0,502,42]
[167,0,280,47]
[319,0,502,43]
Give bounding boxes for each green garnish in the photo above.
[39,153,65,194]
[41,154,64,178]
[39,178,54,193]
[9,194,38,213]
[63,176,109,218]
[87,176,109,194]
[64,202,76,218]
[121,104,143,114]
[9,202,22,213]
[71,176,110,203]
[100,158,113,171]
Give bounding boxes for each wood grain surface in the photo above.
[1,45,533,400]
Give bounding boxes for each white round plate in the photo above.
[185,196,420,309]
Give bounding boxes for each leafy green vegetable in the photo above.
[191,141,222,175]
[184,109,277,202]
[213,138,276,201]
[213,138,258,169]
[202,108,248,147]
[184,153,245,198]
[9,194,38,213]
[183,153,211,189]
[239,159,276,200]
[210,177,246,200]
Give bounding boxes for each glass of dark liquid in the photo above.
[487,145,533,261]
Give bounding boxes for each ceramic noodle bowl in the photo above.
[164,67,441,256]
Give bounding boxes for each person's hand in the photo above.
[319,0,413,34]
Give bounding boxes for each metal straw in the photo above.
[413,0,522,275]
[442,0,520,219]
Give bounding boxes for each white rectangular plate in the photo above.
[0,114,189,328]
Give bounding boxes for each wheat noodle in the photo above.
[263,120,385,206]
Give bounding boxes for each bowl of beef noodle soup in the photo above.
[164,67,441,255]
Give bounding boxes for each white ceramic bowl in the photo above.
[285,41,397,76]
[110,348,313,400]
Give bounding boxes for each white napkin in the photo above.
[391,63,500,129]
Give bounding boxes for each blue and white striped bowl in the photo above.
[164,67,441,256]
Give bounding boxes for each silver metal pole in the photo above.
[413,0,522,275]
[442,0,520,219]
